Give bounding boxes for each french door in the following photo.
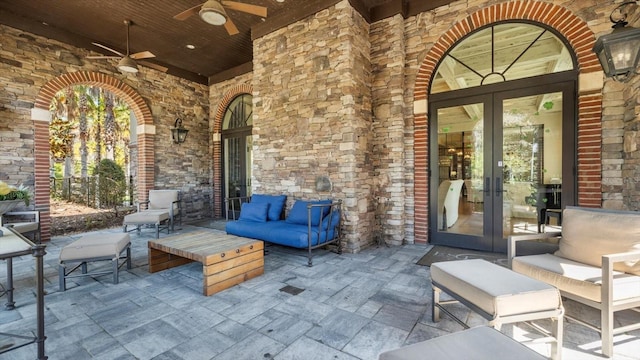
[429,79,576,252]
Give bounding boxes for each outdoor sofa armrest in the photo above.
[225,196,251,220]
[601,251,640,304]
[137,200,150,212]
[508,231,561,267]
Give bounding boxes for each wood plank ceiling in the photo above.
[0,0,454,85]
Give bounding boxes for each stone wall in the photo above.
[252,1,373,252]
[0,24,212,230]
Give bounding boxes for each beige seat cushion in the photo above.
[123,210,169,224]
[378,326,546,360]
[60,233,130,262]
[431,259,561,317]
[148,190,179,211]
[512,253,640,303]
[556,207,640,275]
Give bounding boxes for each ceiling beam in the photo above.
[208,61,253,85]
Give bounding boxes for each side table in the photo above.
[0,226,47,359]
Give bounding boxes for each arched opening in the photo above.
[411,1,602,244]
[221,94,253,218]
[429,21,577,252]
[32,71,154,241]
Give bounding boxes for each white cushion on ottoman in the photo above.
[431,259,561,317]
[60,233,130,262]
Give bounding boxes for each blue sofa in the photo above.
[225,194,342,266]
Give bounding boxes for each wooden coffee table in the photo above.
[148,230,264,296]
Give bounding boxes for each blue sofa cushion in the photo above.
[226,219,282,239]
[251,194,287,221]
[238,202,269,222]
[286,200,331,226]
[266,222,337,248]
[321,210,340,230]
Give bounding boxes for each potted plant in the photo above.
[0,180,31,215]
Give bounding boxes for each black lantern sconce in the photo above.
[593,1,640,82]
[171,118,189,144]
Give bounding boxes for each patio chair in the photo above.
[123,190,181,238]
[1,210,40,243]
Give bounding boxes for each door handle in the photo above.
[484,177,491,195]
[495,177,505,196]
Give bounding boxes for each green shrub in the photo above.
[93,159,126,207]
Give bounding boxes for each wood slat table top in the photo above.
[148,230,261,263]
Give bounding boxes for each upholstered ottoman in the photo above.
[123,210,170,239]
[379,326,546,360]
[431,259,564,360]
[59,233,131,291]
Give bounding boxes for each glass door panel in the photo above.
[501,92,563,238]
[431,98,488,250]
[224,134,252,218]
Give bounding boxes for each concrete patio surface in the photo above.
[1,222,639,359]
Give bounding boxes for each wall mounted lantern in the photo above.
[171,118,189,144]
[593,1,640,82]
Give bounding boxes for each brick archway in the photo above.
[412,0,602,243]
[32,71,155,242]
[211,83,253,218]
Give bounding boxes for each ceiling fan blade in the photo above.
[130,51,155,60]
[174,3,203,20]
[87,56,120,60]
[92,42,124,57]
[139,61,168,73]
[224,17,239,35]
[222,1,267,17]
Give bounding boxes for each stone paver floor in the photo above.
[1,222,639,359]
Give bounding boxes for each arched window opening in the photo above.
[431,22,575,94]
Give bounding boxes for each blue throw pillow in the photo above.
[238,202,269,222]
[321,210,340,230]
[251,194,287,221]
[286,200,331,226]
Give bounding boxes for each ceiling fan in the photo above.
[174,0,268,36]
[87,20,168,73]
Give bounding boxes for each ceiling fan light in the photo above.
[199,0,227,26]
[117,56,139,73]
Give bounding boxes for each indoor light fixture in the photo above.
[171,118,189,144]
[117,56,139,73]
[199,0,227,26]
[593,1,640,82]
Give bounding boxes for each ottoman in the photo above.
[123,210,170,238]
[59,233,131,291]
[431,259,564,360]
[379,326,546,360]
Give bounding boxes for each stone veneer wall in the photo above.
[0,24,211,241]
[211,0,635,248]
[252,1,373,252]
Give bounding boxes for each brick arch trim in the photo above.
[212,83,253,218]
[212,83,253,133]
[35,71,153,124]
[33,71,155,242]
[412,1,602,243]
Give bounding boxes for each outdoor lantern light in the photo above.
[199,0,227,26]
[593,1,640,82]
[171,118,189,144]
